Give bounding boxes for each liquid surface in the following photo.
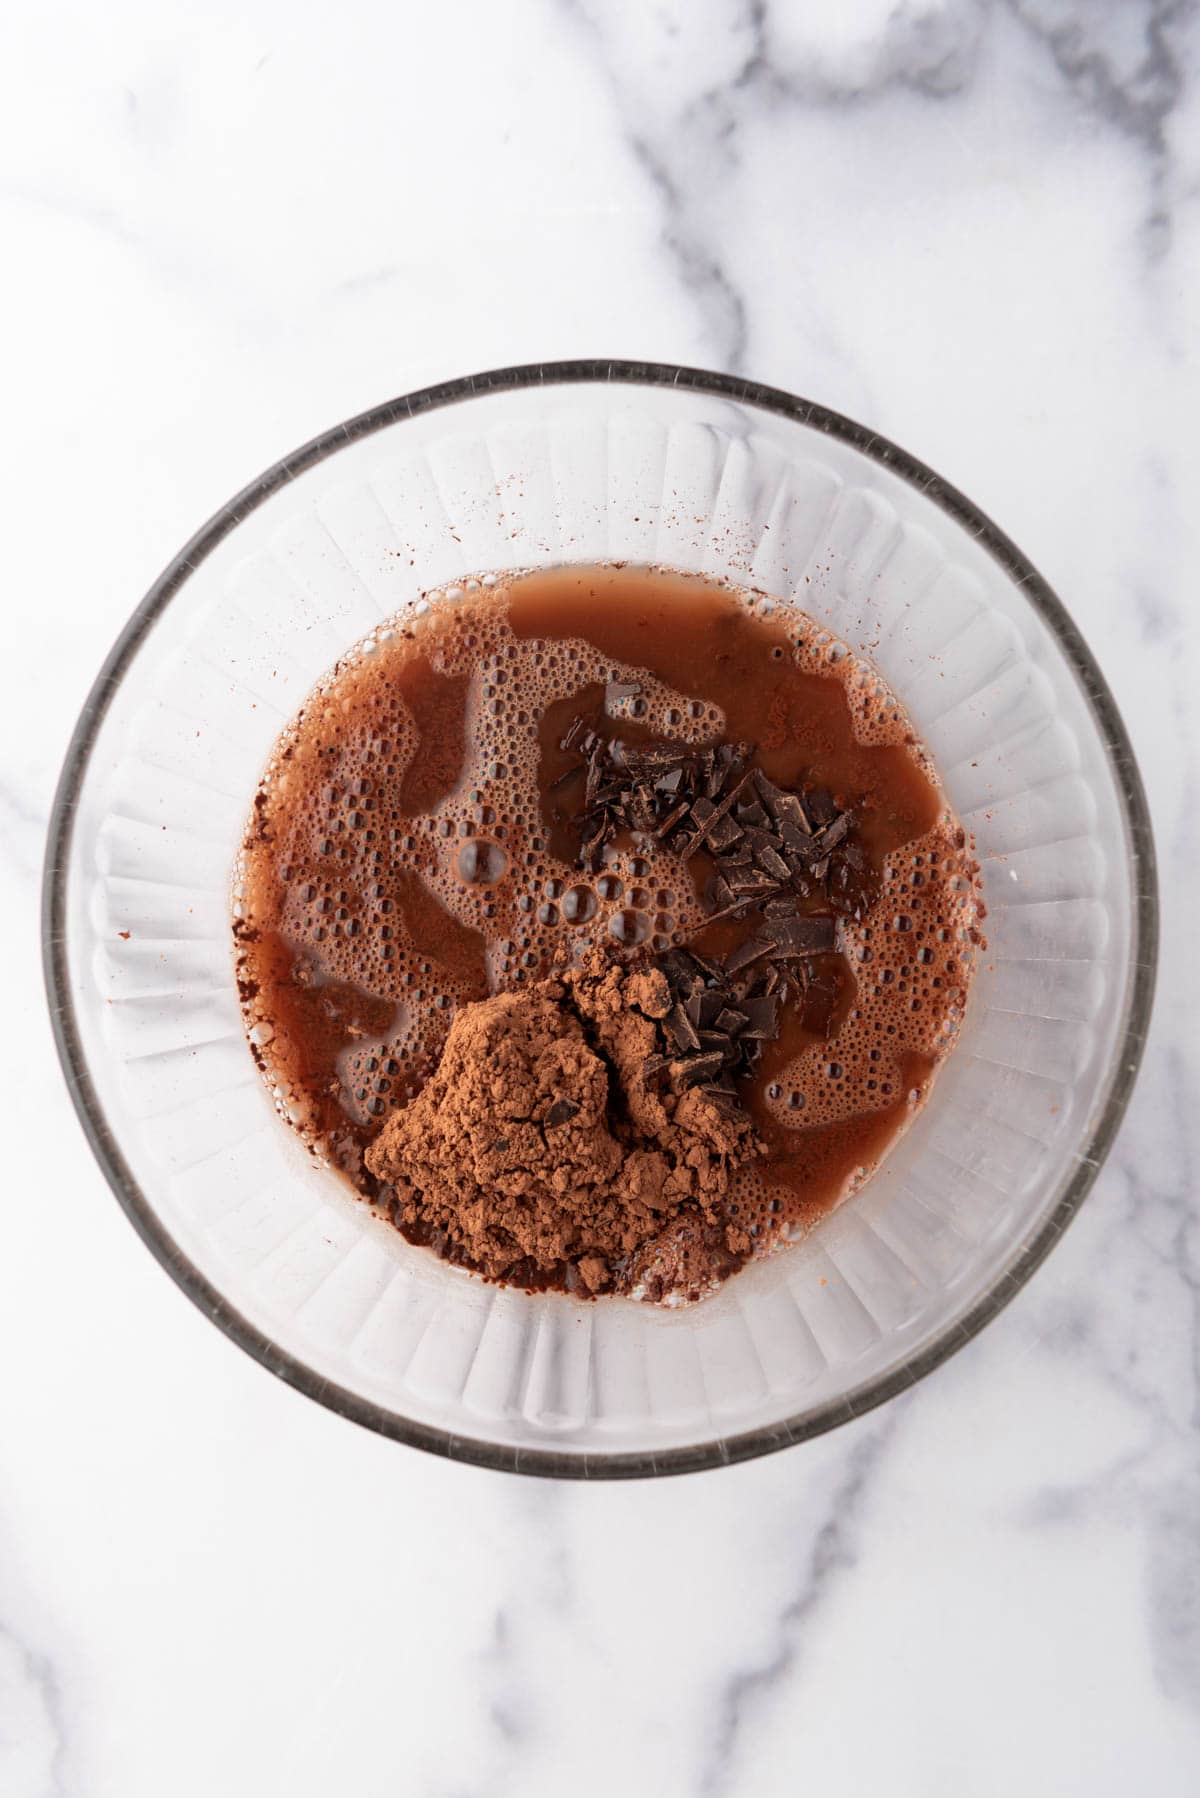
[235,565,982,1287]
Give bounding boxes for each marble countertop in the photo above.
[4,2,1197,1792]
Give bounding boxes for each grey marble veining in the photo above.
[2,0,1198,1792]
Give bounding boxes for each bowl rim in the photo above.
[42,359,1159,1480]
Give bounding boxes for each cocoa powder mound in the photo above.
[364,953,757,1299]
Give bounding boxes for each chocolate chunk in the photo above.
[669,1051,727,1089]
[755,842,792,882]
[780,820,816,859]
[686,949,724,982]
[707,814,745,854]
[729,871,777,899]
[724,935,773,974]
[666,1003,701,1052]
[654,799,691,840]
[697,990,727,1027]
[764,913,838,955]
[715,1006,749,1034]
[812,811,851,855]
[605,680,642,711]
[682,771,755,858]
[738,995,780,1038]
[546,1097,581,1127]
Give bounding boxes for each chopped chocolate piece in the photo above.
[655,766,684,796]
[707,813,745,854]
[686,949,725,982]
[735,799,769,828]
[715,1006,749,1034]
[755,842,792,882]
[812,811,852,854]
[728,871,777,898]
[724,935,773,974]
[559,716,594,755]
[654,800,690,840]
[605,680,642,711]
[697,990,726,1027]
[546,1097,581,1126]
[666,1003,701,1052]
[669,1051,726,1088]
[780,819,816,859]
[764,913,838,955]
[661,949,700,987]
[682,771,755,858]
[701,897,762,925]
[738,995,780,1038]
[705,871,735,911]
[682,986,704,1029]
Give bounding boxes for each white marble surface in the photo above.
[3,1,1197,1791]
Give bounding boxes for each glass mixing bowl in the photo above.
[43,363,1157,1477]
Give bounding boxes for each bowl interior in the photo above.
[50,369,1153,1474]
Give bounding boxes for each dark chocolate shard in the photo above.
[682,771,755,858]
[669,1051,726,1088]
[686,948,724,982]
[738,995,780,1038]
[780,820,816,859]
[812,811,851,855]
[755,842,792,882]
[728,871,777,899]
[706,814,745,854]
[666,1003,701,1052]
[546,1097,581,1127]
[724,935,773,974]
[764,913,838,955]
[697,990,726,1027]
[654,800,690,840]
[715,1006,749,1034]
[605,680,642,711]
[705,871,734,912]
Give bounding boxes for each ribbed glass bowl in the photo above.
[43,363,1156,1477]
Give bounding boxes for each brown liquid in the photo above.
[235,565,980,1280]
